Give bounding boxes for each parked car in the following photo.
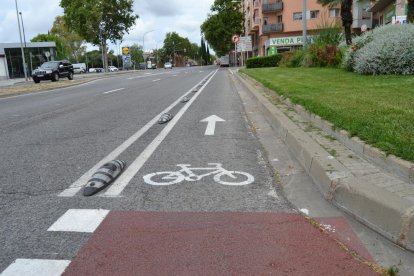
[138,62,146,70]
[32,60,74,83]
[72,63,87,74]
[108,66,119,72]
[164,62,172,69]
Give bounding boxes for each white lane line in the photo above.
[103,88,125,94]
[47,209,110,233]
[59,71,215,197]
[103,69,219,197]
[152,79,161,82]
[1,259,71,276]
[127,72,165,80]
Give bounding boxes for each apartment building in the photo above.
[243,0,375,57]
[370,0,408,25]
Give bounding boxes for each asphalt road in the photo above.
[0,67,380,275]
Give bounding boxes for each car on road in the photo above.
[108,66,119,72]
[164,62,172,69]
[73,63,87,74]
[32,60,74,83]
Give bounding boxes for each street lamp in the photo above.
[14,0,28,81]
[142,30,154,53]
[19,12,27,48]
[302,0,308,49]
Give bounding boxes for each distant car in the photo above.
[164,62,172,69]
[73,66,86,74]
[32,60,74,83]
[138,62,146,70]
[108,66,119,72]
[95,68,104,73]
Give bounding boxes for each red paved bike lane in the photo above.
[63,211,379,276]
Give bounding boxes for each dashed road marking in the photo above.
[1,259,70,276]
[103,88,125,94]
[48,209,109,233]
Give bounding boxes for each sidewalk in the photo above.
[0,78,27,87]
[233,70,414,252]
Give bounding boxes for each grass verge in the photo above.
[241,67,414,162]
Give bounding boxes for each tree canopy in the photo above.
[201,0,243,56]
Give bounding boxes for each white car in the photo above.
[108,66,119,72]
[164,62,172,69]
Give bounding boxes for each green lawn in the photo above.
[241,67,414,162]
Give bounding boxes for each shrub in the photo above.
[279,50,306,67]
[352,24,414,75]
[246,55,282,68]
[303,44,343,68]
[313,23,343,46]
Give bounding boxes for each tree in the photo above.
[162,32,192,65]
[60,0,138,71]
[50,16,85,62]
[129,44,144,64]
[201,0,243,56]
[317,0,353,45]
[31,33,65,60]
[408,0,414,23]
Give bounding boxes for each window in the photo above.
[329,8,340,17]
[277,15,283,23]
[263,16,268,25]
[293,12,302,21]
[310,10,319,19]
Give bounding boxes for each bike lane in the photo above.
[13,69,380,275]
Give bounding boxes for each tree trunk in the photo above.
[341,0,353,45]
[408,0,414,23]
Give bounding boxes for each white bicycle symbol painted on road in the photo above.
[143,163,255,186]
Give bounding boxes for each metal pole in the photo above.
[14,0,27,81]
[302,0,307,50]
[234,43,237,67]
[19,12,27,48]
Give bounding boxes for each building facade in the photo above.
[242,0,392,57]
[0,42,57,80]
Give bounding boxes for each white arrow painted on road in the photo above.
[200,115,225,136]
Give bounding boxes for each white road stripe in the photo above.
[103,88,125,94]
[59,71,215,197]
[152,79,161,82]
[103,69,219,197]
[1,259,70,276]
[47,209,110,233]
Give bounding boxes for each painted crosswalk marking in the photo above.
[47,209,109,233]
[1,259,70,276]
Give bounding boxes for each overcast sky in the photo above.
[0,0,215,53]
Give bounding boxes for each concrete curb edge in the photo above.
[234,70,414,251]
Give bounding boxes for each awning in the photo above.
[368,0,394,12]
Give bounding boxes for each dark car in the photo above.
[32,60,74,83]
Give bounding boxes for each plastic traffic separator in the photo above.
[59,70,217,197]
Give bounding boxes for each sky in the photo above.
[0,0,215,54]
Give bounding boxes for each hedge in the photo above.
[246,55,282,68]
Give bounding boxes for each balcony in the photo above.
[262,1,283,13]
[252,17,260,30]
[253,1,259,9]
[262,23,283,33]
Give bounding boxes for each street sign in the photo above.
[232,34,240,44]
[122,47,130,55]
[236,36,253,52]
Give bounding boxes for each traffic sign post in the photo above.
[232,35,239,67]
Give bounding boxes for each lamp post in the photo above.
[302,0,308,50]
[19,12,27,48]
[142,30,154,69]
[14,0,27,81]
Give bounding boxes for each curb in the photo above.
[234,71,414,252]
